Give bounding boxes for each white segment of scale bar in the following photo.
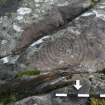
[55,93,67,97]
[78,94,90,98]
[100,94,105,98]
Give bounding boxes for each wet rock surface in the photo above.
[0,0,105,105]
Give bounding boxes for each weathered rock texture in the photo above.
[12,0,95,55]
[1,0,105,105]
[29,1,105,73]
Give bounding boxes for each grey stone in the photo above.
[0,0,105,105]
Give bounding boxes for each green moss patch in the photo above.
[90,98,105,105]
[0,95,17,105]
[0,0,8,6]
[16,69,40,78]
[91,0,100,6]
[0,90,17,105]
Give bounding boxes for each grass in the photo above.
[91,0,100,6]
[0,90,17,105]
[0,69,40,104]
[16,69,40,78]
[0,0,8,6]
[90,98,105,105]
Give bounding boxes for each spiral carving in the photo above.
[20,14,105,74]
[33,30,88,70]
[29,15,105,72]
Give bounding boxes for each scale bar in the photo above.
[55,93,105,98]
[55,93,67,97]
[78,94,90,98]
[100,94,105,98]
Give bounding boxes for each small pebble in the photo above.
[13,24,23,32]
[16,15,24,20]
[1,40,8,45]
[17,7,32,15]
[35,4,40,7]
[1,57,9,64]
[82,12,93,16]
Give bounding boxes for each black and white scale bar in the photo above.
[55,93,105,98]
[55,93,90,97]
[55,93,67,97]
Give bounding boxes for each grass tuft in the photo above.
[0,0,8,6]
[16,69,40,78]
[90,98,105,105]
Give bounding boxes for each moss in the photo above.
[90,0,99,6]
[90,98,105,105]
[0,91,17,105]
[0,0,8,6]
[16,69,40,78]
[0,82,16,105]
[0,69,40,104]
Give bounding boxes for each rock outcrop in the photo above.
[0,0,105,105]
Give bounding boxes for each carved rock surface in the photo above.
[26,0,105,74]
[0,0,105,105]
[12,0,95,55]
